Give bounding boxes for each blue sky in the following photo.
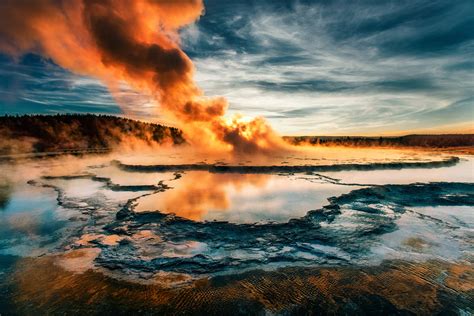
[0,0,473,135]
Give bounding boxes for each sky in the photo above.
[0,0,473,136]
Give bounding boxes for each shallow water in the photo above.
[369,205,474,263]
[0,183,65,256]
[0,153,472,288]
[321,156,474,185]
[134,171,358,223]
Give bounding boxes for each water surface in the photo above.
[134,171,358,223]
[0,152,472,287]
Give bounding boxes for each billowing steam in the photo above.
[0,0,289,154]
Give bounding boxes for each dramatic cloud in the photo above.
[0,0,288,153]
[0,54,123,115]
[181,0,474,135]
[0,0,473,135]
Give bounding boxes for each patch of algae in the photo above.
[3,253,473,315]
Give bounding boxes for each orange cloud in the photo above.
[0,0,290,155]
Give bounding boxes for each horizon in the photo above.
[1,112,473,137]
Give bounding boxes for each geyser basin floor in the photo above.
[115,146,450,167]
[0,151,472,314]
[7,257,473,315]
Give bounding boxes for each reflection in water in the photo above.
[369,205,474,262]
[321,157,474,185]
[134,172,357,223]
[91,165,177,186]
[0,152,472,315]
[0,178,12,210]
[0,183,68,256]
[135,172,269,221]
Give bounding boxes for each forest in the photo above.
[285,134,474,148]
[0,114,185,155]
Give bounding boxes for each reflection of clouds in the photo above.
[92,166,176,186]
[372,205,473,263]
[216,175,358,223]
[0,178,12,210]
[135,172,269,221]
[0,185,57,238]
[6,213,40,236]
[226,175,318,197]
[321,158,474,185]
[51,179,103,199]
[0,180,69,257]
[134,172,357,223]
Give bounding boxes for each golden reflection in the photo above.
[135,172,269,221]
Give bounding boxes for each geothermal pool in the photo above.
[0,149,472,313]
[133,172,360,223]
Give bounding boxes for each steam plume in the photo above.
[0,0,289,154]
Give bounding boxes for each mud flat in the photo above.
[2,255,472,315]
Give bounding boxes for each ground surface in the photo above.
[0,149,472,315]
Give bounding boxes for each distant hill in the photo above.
[0,114,185,156]
[285,134,474,148]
